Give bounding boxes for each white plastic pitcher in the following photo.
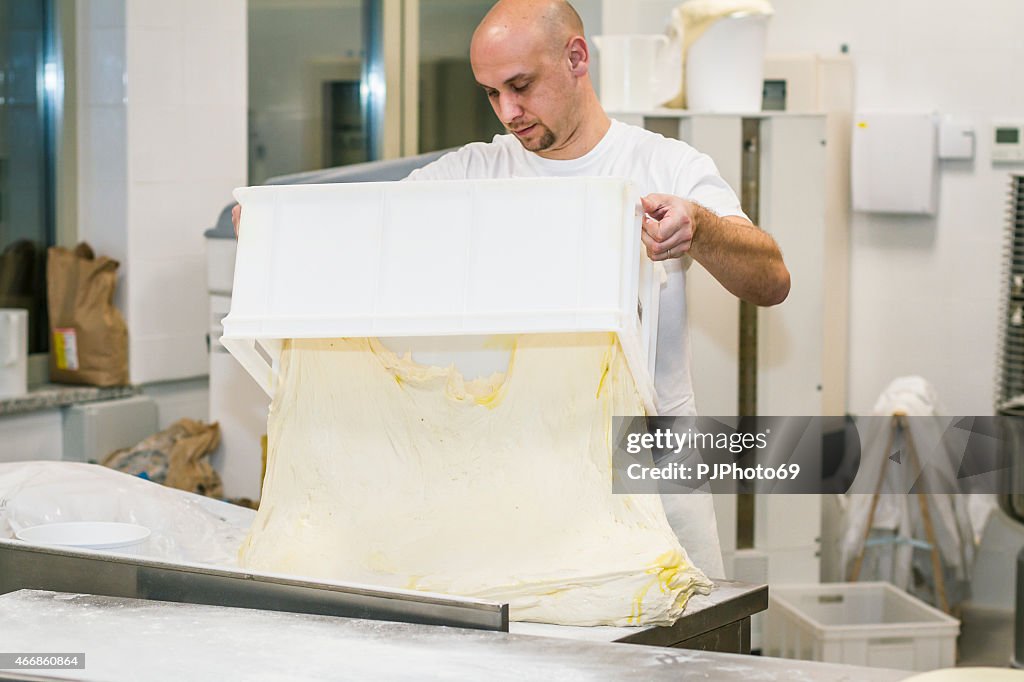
[686,13,770,112]
[593,34,682,112]
[0,308,28,398]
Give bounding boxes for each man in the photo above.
[408,0,789,578]
[234,0,790,578]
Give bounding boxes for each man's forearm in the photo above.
[688,204,791,306]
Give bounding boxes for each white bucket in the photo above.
[16,521,152,555]
[0,308,28,398]
[686,13,770,113]
[593,34,682,112]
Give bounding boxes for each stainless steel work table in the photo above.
[0,538,763,653]
[0,590,911,682]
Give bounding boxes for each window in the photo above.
[247,0,520,182]
[247,0,369,183]
[417,0,504,153]
[0,0,59,354]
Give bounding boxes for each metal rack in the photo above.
[995,174,1024,670]
[998,174,1024,408]
[996,174,1024,525]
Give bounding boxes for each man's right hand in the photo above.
[231,204,241,237]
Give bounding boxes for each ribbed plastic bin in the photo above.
[221,177,661,412]
[764,582,960,671]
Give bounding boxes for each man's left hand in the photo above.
[640,194,694,261]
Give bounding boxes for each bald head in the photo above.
[469,0,607,160]
[472,0,584,59]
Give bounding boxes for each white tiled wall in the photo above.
[605,0,1024,415]
[76,0,247,385]
[762,0,1023,416]
[76,2,128,313]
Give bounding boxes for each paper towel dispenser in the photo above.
[851,112,938,215]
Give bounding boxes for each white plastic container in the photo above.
[593,34,681,111]
[764,582,960,671]
[0,308,28,399]
[686,13,770,113]
[222,177,661,413]
[16,521,152,555]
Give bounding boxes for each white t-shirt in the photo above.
[407,119,746,417]
[406,119,743,578]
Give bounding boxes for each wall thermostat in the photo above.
[993,122,1024,162]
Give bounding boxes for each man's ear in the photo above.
[567,36,588,76]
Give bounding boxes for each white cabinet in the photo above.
[758,115,829,415]
[0,410,63,463]
[619,111,845,418]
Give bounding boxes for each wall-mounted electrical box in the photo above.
[993,122,1024,163]
[852,112,938,214]
[938,118,975,160]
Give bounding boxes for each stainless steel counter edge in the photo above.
[0,539,508,632]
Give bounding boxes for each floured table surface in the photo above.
[0,590,913,681]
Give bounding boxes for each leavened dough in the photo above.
[239,332,712,626]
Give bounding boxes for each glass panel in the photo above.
[417,0,502,154]
[0,0,56,354]
[248,0,368,183]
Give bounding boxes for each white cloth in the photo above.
[407,120,746,578]
[839,376,976,607]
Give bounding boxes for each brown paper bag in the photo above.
[164,423,223,498]
[46,243,129,386]
[103,418,224,498]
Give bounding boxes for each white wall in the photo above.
[76,0,127,300]
[141,377,210,430]
[766,0,1023,415]
[607,0,1024,415]
[76,0,247,386]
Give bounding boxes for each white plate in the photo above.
[16,521,151,550]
